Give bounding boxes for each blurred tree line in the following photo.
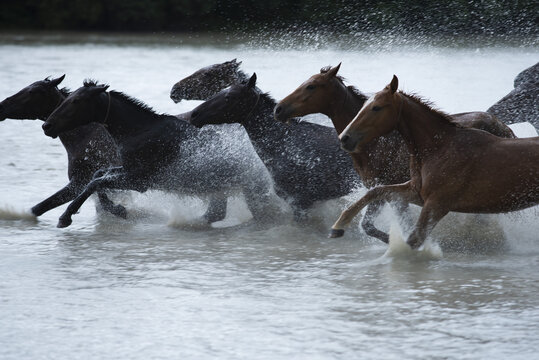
[0,0,536,36]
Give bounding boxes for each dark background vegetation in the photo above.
[0,0,537,36]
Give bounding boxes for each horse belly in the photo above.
[449,171,539,213]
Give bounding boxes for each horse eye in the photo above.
[306,84,316,90]
[372,106,382,111]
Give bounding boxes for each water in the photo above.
[0,32,538,359]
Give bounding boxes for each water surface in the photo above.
[0,32,538,359]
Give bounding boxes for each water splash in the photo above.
[382,223,443,261]
[0,204,37,222]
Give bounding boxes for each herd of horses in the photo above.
[1,59,538,250]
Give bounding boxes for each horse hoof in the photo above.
[328,228,345,238]
[30,207,43,217]
[112,205,128,219]
[57,217,72,228]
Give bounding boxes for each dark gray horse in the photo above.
[189,74,361,219]
[170,59,248,103]
[488,62,539,129]
[42,81,273,228]
[0,75,125,217]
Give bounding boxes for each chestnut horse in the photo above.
[274,64,515,243]
[334,75,539,249]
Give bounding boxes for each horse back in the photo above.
[421,132,539,213]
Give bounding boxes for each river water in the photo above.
[0,32,538,359]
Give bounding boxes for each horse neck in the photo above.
[35,89,66,121]
[242,92,279,135]
[102,93,168,143]
[325,83,366,134]
[241,93,286,155]
[234,69,249,83]
[397,95,457,157]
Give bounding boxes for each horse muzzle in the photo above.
[339,132,364,153]
[170,89,183,104]
[273,103,294,123]
[0,104,7,121]
[42,121,58,138]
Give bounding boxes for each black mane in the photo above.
[83,79,105,88]
[82,79,159,118]
[320,66,368,103]
[110,91,160,117]
[400,92,462,127]
[59,87,71,97]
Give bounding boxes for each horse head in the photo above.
[189,73,259,128]
[0,75,66,121]
[340,75,400,153]
[274,63,342,123]
[42,81,109,138]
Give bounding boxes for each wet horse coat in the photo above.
[0,75,124,217]
[189,74,361,219]
[42,81,274,227]
[334,75,539,248]
[275,64,515,242]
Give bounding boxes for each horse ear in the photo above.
[228,58,241,68]
[390,75,398,93]
[247,73,257,88]
[324,63,341,78]
[48,74,66,87]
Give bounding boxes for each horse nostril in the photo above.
[191,110,199,119]
[340,134,350,144]
[42,122,52,131]
[274,105,282,115]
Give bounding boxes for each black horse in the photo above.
[0,75,125,217]
[42,81,273,228]
[189,73,361,219]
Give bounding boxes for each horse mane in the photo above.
[83,79,159,117]
[110,91,160,117]
[83,79,104,88]
[320,66,368,103]
[59,87,71,97]
[400,92,463,127]
[235,69,250,83]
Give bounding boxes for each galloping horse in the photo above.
[274,64,515,243]
[0,75,125,217]
[189,73,361,219]
[41,81,274,228]
[333,75,539,249]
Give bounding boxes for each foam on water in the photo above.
[382,223,443,260]
[0,204,37,222]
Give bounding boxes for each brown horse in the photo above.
[333,75,539,249]
[274,64,515,243]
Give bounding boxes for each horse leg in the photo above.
[96,192,128,219]
[203,195,227,223]
[291,197,315,223]
[93,167,128,219]
[57,173,128,228]
[360,201,389,244]
[31,180,80,216]
[406,202,448,249]
[242,178,280,224]
[329,181,420,238]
